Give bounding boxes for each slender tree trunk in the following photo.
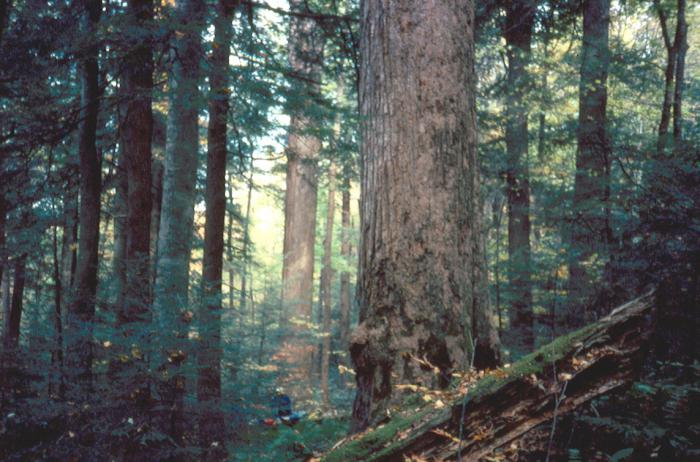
[150,158,163,286]
[6,254,26,349]
[0,198,5,337]
[320,162,336,411]
[226,175,235,313]
[240,166,253,316]
[61,177,79,292]
[51,222,65,397]
[153,0,205,441]
[672,0,687,152]
[121,0,153,324]
[350,0,500,433]
[338,176,351,373]
[198,0,237,451]
[66,0,102,393]
[278,0,324,404]
[113,155,127,310]
[654,0,676,157]
[503,0,535,355]
[568,0,611,327]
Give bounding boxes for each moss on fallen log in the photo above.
[323,292,655,462]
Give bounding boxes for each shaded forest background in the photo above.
[0,0,698,460]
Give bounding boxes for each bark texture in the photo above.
[120,0,153,324]
[503,0,535,355]
[325,292,656,462]
[197,0,237,450]
[6,254,26,349]
[338,176,352,370]
[278,0,324,402]
[350,0,500,433]
[568,0,611,327]
[153,0,205,441]
[320,162,336,410]
[66,0,101,392]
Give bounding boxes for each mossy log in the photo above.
[322,292,655,462]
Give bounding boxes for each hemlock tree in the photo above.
[278,0,324,400]
[568,0,611,326]
[198,0,238,450]
[350,0,501,432]
[152,0,205,440]
[66,0,102,393]
[503,0,536,354]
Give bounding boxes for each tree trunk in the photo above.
[653,0,676,157]
[66,0,102,393]
[568,0,611,327]
[320,162,336,411]
[153,0,205,442]
[6,254,26,349]
[198,0,237,451]
[51,222,64,397]
[61,177,79,292]
[113,154,127,311]
[278,0,324,404]
[324,292,656,462]
[120,0,153,325]
[672,0,687,152]
[503,0,535,355]
[350,0,500,433]
[150,158,163,287]
[338,176,351,374]
[240,165,253,316]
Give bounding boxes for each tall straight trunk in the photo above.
[51,223,64,396]
[654,0,676,157]
[320,162,336,411]
[278,0,324,403]
[6,254,26,349]
[672,0,687,152]
[568,0,611,327]
[226,176,235,312]
[350,0,500,432]
[0,197,5,333]
[120,0,153,324]
[240,166,253,316]
[503,0,535,355]
[67,0,102,392]
[61,178,79,292]
[198,0,237,450]
[150,158,163,286]
[113,156,127,310]
[153,0,205,441]
[338,176,351,370]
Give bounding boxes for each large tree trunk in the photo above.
[66,0,102,393]
[320,162,336,411]
[197,0,237,451]
[153,0,205,441]
[278,0,324,404]
[350,0,500,433]
[568,0,611,327]
[324,293,656,462]
[120,0,153,324]
[503,0,535,355]
[338,176,351,374]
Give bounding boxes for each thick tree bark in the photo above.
[320,162,336,410]
[503,0,535,355]
[568,0,611,327]
[338,176,351,371]
[120,0,153,324]
[153,0,205,441]
[66,0,102,392]
[324,292,656,462]
[350,0,500,433]
[197,0,237,451]
[278,0,324,403]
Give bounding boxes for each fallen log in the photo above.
[322,291,655,462]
